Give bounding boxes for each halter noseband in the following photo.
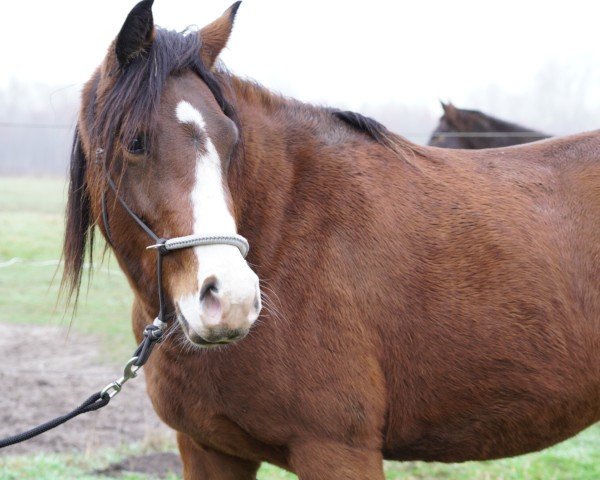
[146,234,249,257]
[101,165,249,365]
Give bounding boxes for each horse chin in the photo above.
[185,332,230,349]
[177,313,247,349]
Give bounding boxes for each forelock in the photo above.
[84,28,235,162]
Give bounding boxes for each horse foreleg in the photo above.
[288,440,384,480]
[177,432,260,480]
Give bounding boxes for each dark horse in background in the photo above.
[64,1,600,478]
[429,102,550,148]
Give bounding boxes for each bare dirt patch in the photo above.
[94,452,183,478]
[0,323,175,456]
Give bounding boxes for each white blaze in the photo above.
[175,101,237,235]
[175,101,259,338]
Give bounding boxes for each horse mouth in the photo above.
[176,312,247,347]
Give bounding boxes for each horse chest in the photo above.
[142,339,387,463]
[145,358,230,431]
[143,353,290,463]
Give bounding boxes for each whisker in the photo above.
[260,292,286,327]
[259,282,285,312]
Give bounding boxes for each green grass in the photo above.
[0,451,293,480]
[2,427,599,480]
[0,443,182,480]
[0,177,134,362]
[1,453,175,480]
[0,176,598,479]
[384,422,600,479]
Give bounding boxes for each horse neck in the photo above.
[224,77,391,273]
[226,81,313,263]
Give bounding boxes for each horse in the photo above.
[429,102,551,149]
[63,1,600,478]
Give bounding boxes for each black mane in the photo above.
[330,109,411,155]
[331,110,391,144]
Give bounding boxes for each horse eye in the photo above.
[126,133,147,155]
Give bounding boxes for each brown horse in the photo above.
[64,1,600,478]
[429,102,550,149]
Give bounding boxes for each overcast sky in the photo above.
[1,0,599,113]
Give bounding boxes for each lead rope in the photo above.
[0,334,159,449]
[0,251,167,449]
[0,165,249,449]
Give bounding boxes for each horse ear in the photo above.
[442,102,459,121]
[199,2,241,69]
[115,0,155,67]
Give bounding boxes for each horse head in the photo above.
[63,0,261,347]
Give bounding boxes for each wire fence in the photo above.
[0,257,123,276]
[0,120,550,138]
[428,132,548,138]
[0,122,73,130]
[0,258,61,268]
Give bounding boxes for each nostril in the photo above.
[200,276,218,301]
[200,278,222,326]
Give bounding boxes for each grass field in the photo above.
[0,176,598,479]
